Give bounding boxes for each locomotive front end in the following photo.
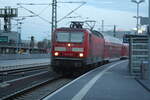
[51,27,88,74]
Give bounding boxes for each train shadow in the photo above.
[54,59,128,79]
[63,62,106,79]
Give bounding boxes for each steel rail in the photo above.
[0,65,49,76]
[0,62,50,72]
[1,74,62,100]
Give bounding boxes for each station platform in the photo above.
[44,60,150,100]
[0,58,50,67]
[0,58,51,71]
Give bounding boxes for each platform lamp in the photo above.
[131,0,145,34]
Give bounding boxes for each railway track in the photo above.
[0,64,88,100]
[0,65,50,82]
[0,62,73,100]
[2,75,70,100]
[11,78,72,100]
[0,62,50,72]
[0,70,67,100]
[0,64,53,99]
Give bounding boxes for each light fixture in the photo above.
[131,0,145,34]
[79,53,84,57]
[54,52,59,56]
[67,43,71,47]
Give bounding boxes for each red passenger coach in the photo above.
[51,22,128,74]
[121,43,129,59]
[103,35,124,62]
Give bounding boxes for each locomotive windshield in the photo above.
[56,32,69,42]
[56,32,84,43]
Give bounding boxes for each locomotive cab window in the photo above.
[70,32,84,43]
[56,32,84,43]
[56,32,69,42]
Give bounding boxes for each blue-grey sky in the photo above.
[87,0,147,13]
[0,0,148,40]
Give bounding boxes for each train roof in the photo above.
[55,28,123,44]
[55,27,86,31]
[91,30,104,38]
[102,33,123,44]
[91,30,123,44]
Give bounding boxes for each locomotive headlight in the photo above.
[67,43,71,47]
[54,52,59,56]
[79,53,84,57]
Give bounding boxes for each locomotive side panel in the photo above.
[89,34,104,64]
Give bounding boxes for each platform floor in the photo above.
[0,58,50,67]
[44,60,150,100]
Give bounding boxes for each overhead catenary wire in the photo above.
[62,4,83,19]
[58,1,88,21]
[58,1,86,4]
[57,2,86,23]
[17,3,52,6]
[38,5,50,15]
[17,1,86,24]
[18,5,52,24]
[84,20,96,29]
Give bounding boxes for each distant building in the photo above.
[21,39,38,48]
[0,7,19,44]
[0,30,20,43]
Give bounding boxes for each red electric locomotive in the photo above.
[51,21,128,74]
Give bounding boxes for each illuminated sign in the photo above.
[0,36,8,42]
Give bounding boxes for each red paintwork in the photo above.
[52,28,88,58]
[89,33,104,58]
[121,44,129,57]
[51,27,128,64]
